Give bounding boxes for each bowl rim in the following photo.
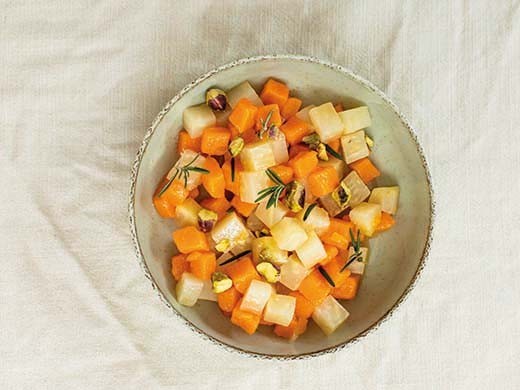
[128,54,435,360]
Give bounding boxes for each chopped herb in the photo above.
[219,250,252,266]
[254,168,287,209]
[158,154,209,196]
[258,109,276,139]
[325,144,344,161]
[231,157,236,182]
[341,228,363,272]
[303,203,317,221]
[318,266,336,287]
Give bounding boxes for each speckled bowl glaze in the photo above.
[129,55,434,359]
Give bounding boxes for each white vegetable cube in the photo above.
[369,186,400,215]
[240,140,276,171]
[280,255,310,290]
[176,272,204,307]
[295,105,315,125]
[270,218,308,251]
[297,204,330,236]
[312,295,350,335]
[339,106,372,134]
[211,211,250,250]
[319,157,346,179]
[167,150,206,190]
[239,171,271,204]
[175,198,202,227]
[215,107,232,126]
[230,230,254,255]
[254,200,288,228]
[346,247,368,274]
[349,202,382,237]
[300,176,317,204]
[199,280,217,302]
[246,212,266,231]
[341,130,370,164]
[309,103,344,143]
[227,81,263,108]
[263,294,296,326]
[252,236,288,266]
[182,104,216,138]
[240,280,273,315]
[268,133,289,164]
[343,171,371,207]
[295,230,327,269]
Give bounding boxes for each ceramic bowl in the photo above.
[129,55,434,359]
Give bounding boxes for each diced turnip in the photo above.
[295,230,327,269]
[175,198,202,227]
[227,81,263,108]
[320,171,370,216]
[346,246,368,274]
[215,107,232,126]
[309,103,344,143]
[268,132,289,164]
[254,200,288,228]
[230,230,254,254]
[297,204,330,235]
[246,212,266,232]
[349,202,382,237]
[239,171,271,204]
[263,294,296,326]
[270,217,308,251]
[318,157,346,179]
[341,130,369,164]
[252,236,288,266]
[369,186,400,215]
[199,279,217,301]
[279,254,310,290]
[300,176,318,204]
[240,279,274,315]
[211,211,250,251]
[183,104,216,138]
[295,105,316,126]
[312,295,350,335]
[240,140,276,171]
[176,272,204,307]
[339,106,372,134]
[216,251,233,268]
[167,150,206,190]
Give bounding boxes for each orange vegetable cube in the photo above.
[217,286,241,313]
[189,187,200,199]
[288,143,309,158]
[327,138,341,153]
[201,157,225,198]
[172,226,210,254]
[229,99,258,134]
[241,127,258,143]
[231,298,261,334]
[255,104,282,131]
[177,130,201,153]
[270,164,294,184]
[349,158,381,184]
[298,269,332,305]
[320,218,355,250]
[332,274,361,300]
[273,316,308,340]
[308,166,340,197]
[222,158,242,195]
[153,178,189,217]
[281,97,302,119]
[333,103,344,112]
[280,116,312,145]
[171,254,189,281]
[289,291,315,319]
[153,194,176,218]
[187,251,216,280]
[231,195,257,217]
[223,256,260,294]
[376,212,395,232]
[288,150,318,179]
[323,258,352,287]
[319,245,339,266]
[201,127,231,156]
[260,78,289,107]
[200,197,230,220]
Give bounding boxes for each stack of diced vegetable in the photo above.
[153,78,400,340]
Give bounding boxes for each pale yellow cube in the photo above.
[182,104,216,138]
[270,217,308,251]
[309,103,344,143]
[295,230,327,269]
[279,255,309,291]
[369,186,400,215]
[341,130,370,164]
[227,81,263,108]
[239,171,271,204]
[349,202,382,237]
[339,106,372,133]
[263,294,296,326]
[312,295,350,335]
[240,140,276,171]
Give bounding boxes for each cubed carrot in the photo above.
[376,212,395,232]
[223,256,260,294]
[334,103,344,112]
[288,143,309,158]
[289,291,315,319]
[260,78,289,107]
[307,166,340,197]
[327,138,341,153]
[270,164,294,184]
[319,244,339,266]
[222,158,242,195]
[319,218,355,250]
[241,127,258,143]
[201,127,231,156]
[153,194,176,218]
[231,195,257,217]
[332,274,361,300]
[288,150,318,179]
[217,286,241,313]
[273,316,308,340]
[229,99,258,134]
[280,116,312,145]
[177,130,201,153]
[153,178,189,217]
[200,197,231,220]
[172,226,210,254]
[189,187,200,199]
[349,158,381,184]
[341,214,350,222]
[298,269,332,305]
[201,157,225,198]
[255,104,282,131]
[187,251,216,280]
[231,298,261,334]
[171,254,189,281]
[323,258,352,287]
[281,97,302,119]
[275,283,292,295]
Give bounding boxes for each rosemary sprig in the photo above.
[231,157,236,182]
[258,109,274,139]
[219,250,252,266]
[341,228,363,272]
[158,154,209,196]
[254,168,287,209]
[303,203,317,221]
[325,144,345,161]
[318,266,336,287]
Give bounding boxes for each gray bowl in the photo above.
[129,55,434,359]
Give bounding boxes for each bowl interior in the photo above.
[132,57,432,357]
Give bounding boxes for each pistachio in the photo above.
[211,272,233,293]
[284,181,305,212]
[316,143,329,161]
[215,239,231,253]
[302,133,321,149]
[228,137,244,157]
[256,262,280,283]
[331,181,352,208]
[205,88,227,111]
[197,209,218,232]
[365,135,374,149]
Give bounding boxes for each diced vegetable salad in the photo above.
[153,79,400,340]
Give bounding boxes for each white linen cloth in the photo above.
[1,1,519,388]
